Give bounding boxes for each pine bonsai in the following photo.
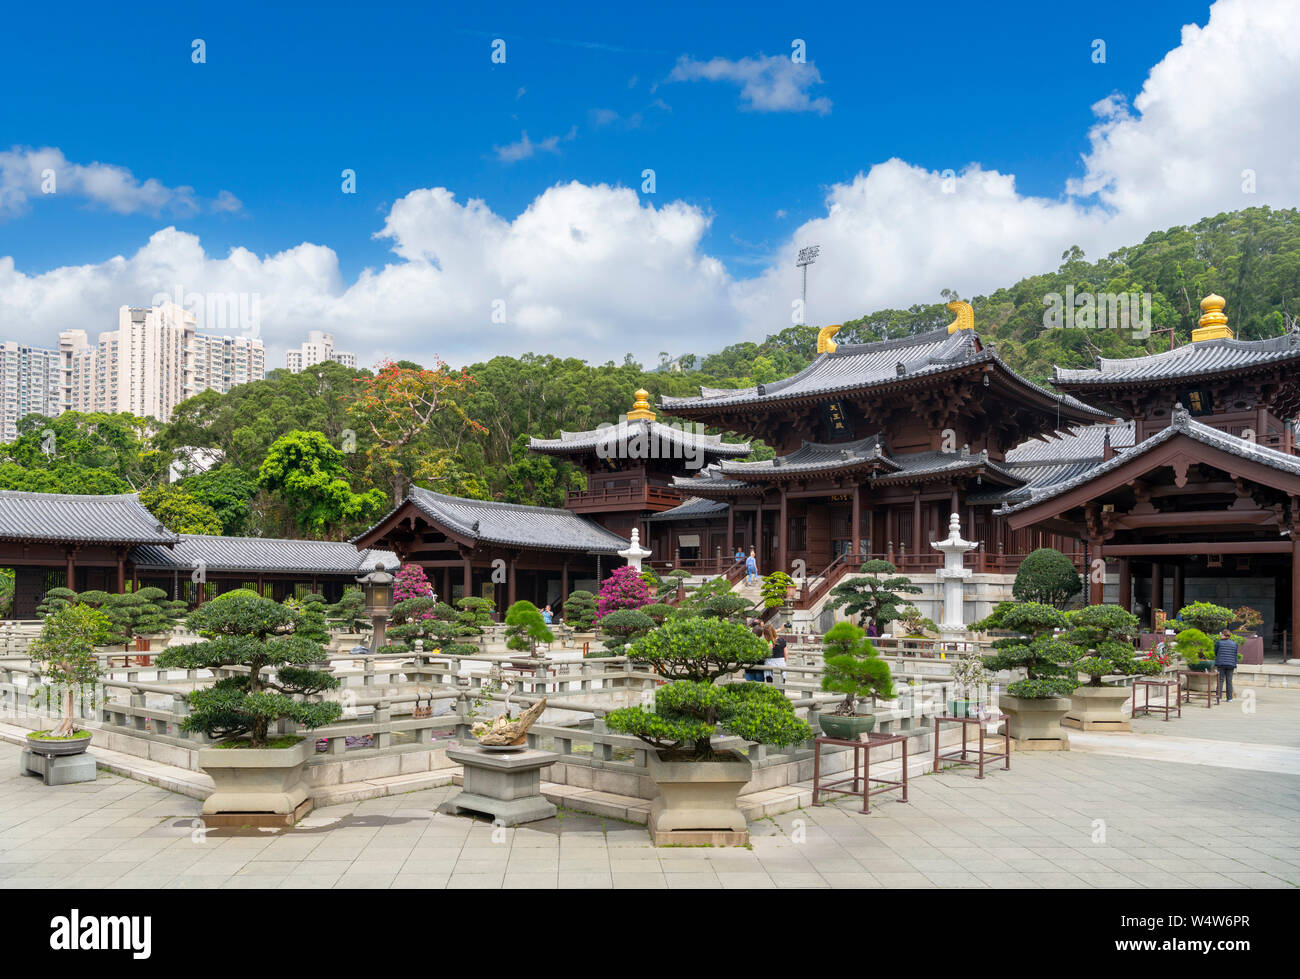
[827,560,921,629]
[597,608,657,643]
[820,622,895,716]
[975,601,1077,699]
[455,596,495,635]
[760,570,796,610]
[1064,604,1161,686]
[1175,601,1235,634]
[325,588,370,634]
[604,618,812,759]
[505,600,555,654]
[295,593,331,644]
[37,587,80,618]
[28,604,112,739]
[155,592,342,747]
[1012,548,1083,607]
[1172,627,1214,666]
[562,590,597,631]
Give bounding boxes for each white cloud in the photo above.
[1,0,1298,371]
[666,54,831,115]
[0,146,241,218]
[493,127,577,163]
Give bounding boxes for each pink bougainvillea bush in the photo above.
[596,566,652,620]
[394,564,435,602]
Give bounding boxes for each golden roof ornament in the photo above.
[945,300,974,333]
[627,388,656,421]
[816,323,842,353]
[1191,293,1232,342]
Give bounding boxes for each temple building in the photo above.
[1001,295,1300,651]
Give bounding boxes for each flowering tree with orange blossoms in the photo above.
[352,359,487,505]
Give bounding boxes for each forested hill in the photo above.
[3,205,1299,545]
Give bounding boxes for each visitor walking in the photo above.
[762,622,787,685]
[1214,629,1239,702]
[745,548,758,585]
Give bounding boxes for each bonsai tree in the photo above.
[389,596,462,651]
[1064,604,1161,686]
[28,604,112,738]
[563,590,597,631]
[1012,548,1083,607]
[326,588,370,634]
[760,570,796,610]
[98,591,156,652]
[674,577,749,620]
[295,593,331,645]
[897,604,939,637]
[1232,606,1263,638]
[155,592,342,747]
[604,618,812,759]
[37,587,80,618]
[597,608,657,643]
[595,566,652,620]
[505,600,555,654]
[640,602,674,625]
[827,559,921,629]
[1172,627,1214,666]
[976,601,1077,699]
[1175,601,1235,635]
[820,622,895,716]
[455,596,495,634]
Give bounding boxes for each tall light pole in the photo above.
[796,245,820,325]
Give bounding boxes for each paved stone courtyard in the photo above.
[3,686,1298,889]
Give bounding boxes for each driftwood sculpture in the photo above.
[472,697,547,746]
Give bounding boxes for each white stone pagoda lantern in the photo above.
[930,512,978,634]
[618,527,652,572]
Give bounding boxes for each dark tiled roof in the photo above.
[360,486,630,554]
[1004,421,1135,463]
[132,535,398,574]
[869,449,1018,486]
[0,491,178,545]
[718,435,898,477]
[647,497,730,522]
[661,327,1109,421]
[529,419,750,458]
[997,409,1300,515]
[1053,333,1300,387]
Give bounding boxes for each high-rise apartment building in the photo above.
[285,331,357,372]
[0,302,267,439]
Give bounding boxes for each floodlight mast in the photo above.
[795,245,820,325]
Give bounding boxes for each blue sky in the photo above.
[1,0,1293,368]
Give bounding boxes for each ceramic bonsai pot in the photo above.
[948,699,980,718]
[997,695,1070,748]
[197,738,314,816]
[645,750,752,843]
[817,712,876,739]
[25,731,92,757]
[1061,684,1132,732]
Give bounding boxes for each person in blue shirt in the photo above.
[745,549,758,585]
[734,547,744,565]
[1213,629,1239,701]
[542,605,553,625]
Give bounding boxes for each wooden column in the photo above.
[116,552,126,593]
[755,502,764,571]
[1149,562,1163,628]
[1172,564,1185,617]
[561,561,569,606]
[65,548,76,589]
[777,487,788,576]
[1292,540,1300,654]
[1089,540,1105,606]
[850,485,861,559]
[726,500,735,554]
[1118,558,1132,612]
[507,554,518,608]
[911,493,922,557]
[950,488,959,513]
[462,556,472,600]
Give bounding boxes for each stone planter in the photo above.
[1186,667,1216,695]
[817,712,876,739]
[196,738,314,822]
[646,750,753,846]
[1062,684,1132,732]
[22,732,95,785]
[998,695,1070,749]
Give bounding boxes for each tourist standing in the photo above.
[762,622,787,685]
[734,546,745,565]
[745,620,767,681]
[542,605,553,625]
[1214,629,1239,702]
[745,548,758,585]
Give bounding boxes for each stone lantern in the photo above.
[356,562,396,650]
[930,513,978,635]
[617,527,652,572]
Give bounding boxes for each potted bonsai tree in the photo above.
[25,603,113,780]
[976,601,1076,747]
[827,559,921,632]
[1172,627,1219,695]
[1061,604,1161,732]
[562,590,597,634]
[325,587,371,638]
[760,570,797,611]
[604,617,812,843]
[127,586,185,659]
[505,600,556,663]
[155,592,342,821]
[949,652,992,717]
[817,621,895,738]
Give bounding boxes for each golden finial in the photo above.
[1192,293,1232,342]
[945,300,974,333]
[816,324,842,353]
[627,388,656,421]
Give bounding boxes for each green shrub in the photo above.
[1172,627,1214,664]
[827,560,921,628]
[623,616,769,681]
[1176,602,1235,635]
[1065,604,1161,686]
[562,590,597,631]
[598,608,657,642]
[976,601,1078,699]
[760,570,796,610]
[1012,548,1083,607]
[640,602,674,625]
[505,600,554,653]
[820,622,895,715]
